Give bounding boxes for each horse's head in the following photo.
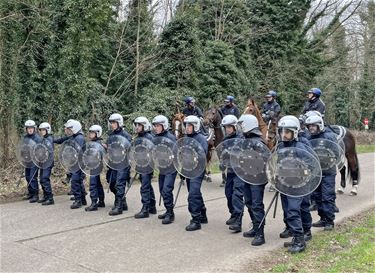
[203,107,222,128]
[172,113,185,139]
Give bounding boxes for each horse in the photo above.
[203,106,225,184]
[330,125,361,196]
[171,112,185,139]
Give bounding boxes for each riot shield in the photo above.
[16,138,37,168]
[230,139,270,185]
[310,138,345,171]
[173,137,206,179]
[216,138,242,173]
[129,137,155,175]
[267,147,322,197]
[31,139,54,169]
[152,136,176,175]
[79,141,105,176]
[58,139,82,173]
[103,135,131,170]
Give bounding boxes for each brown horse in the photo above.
[203,106,225,183]
[171,112,185,139]
[330,126,361,195]
[243,97,277,150]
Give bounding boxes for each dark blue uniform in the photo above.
[308,130,337,225]
[70,133,86,203]
[223,132,244,218]
[106,128,132,203]
[155,130,177,211]
[185,132,208,222]
[88,139,105,205]
[136,132,156,210]
[221,105,240,118]
[302,98,325,116]
[182,106,203,118]
[24,133,42,198]
[242,133,267,232]
[278,140,313,238]
[39,135,54,201]
[262,101,281,123]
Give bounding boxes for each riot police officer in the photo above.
[183,115,209,231]
[152,115,178,224]
[221,115,245,231]
[238,114,267,246]
[182,97,203,118]
[85,125,106,211]
[22,120,41,203]
[305,115,338,231]
[106,113,132,216]
[37,122,55,205]
[133,117,157,219]
[276,116,313,253]
[261,90,281,123]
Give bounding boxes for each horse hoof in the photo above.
[220,181,225,187]
[350,185,358,196]
[337,187,344,194]
[206,178,212,183]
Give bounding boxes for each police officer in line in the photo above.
[37,122,55,205]
[302,88,325,117]
[220,115,245,231]
[221,96,240,118]
[133,117,157,219]
[305,115,338,231]
[106,113,132,216]
[261,90,281,123]
[277,116,313,253]
[152,115,178,224]
[22,120,42,203]
[238,114,267,246]
[85,125,106,211]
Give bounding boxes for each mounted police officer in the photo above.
[276,116,313,253]
[182,97,203,118]
[63,120,87,209]
[152,115,178,224]
[37,122,55,205]
[238,114,267,246]
[305,115,338,231]
[22,120,42,203]
[261,90,281,123]
[106,113,132,216]
[133,117,157,219]
[221,96,240,118]
[85,125,106,212]
[220,115,245,231]
[302,88,325,117]
[183,115,209,231]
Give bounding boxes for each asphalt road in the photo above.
[1,153,374,272]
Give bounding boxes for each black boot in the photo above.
[122,197,128,211]
[324,222,334,231]
[226,214,236,225]
[70,196,75,201]
[158,211,168,219]
[279,227,292,238]
[185,218,201,231]
[23,193,33,200]
[251,228,265,246]
[38,196,48,203]
[70,200,82,209]
[85,202,98,212]
[109,198,123,216]
[134,206,150,219]
[162,209,175,224]
[229,213,242,233]
[334,205,339,213]
[42,198,54,206]
[97,200,105,208]
[81,196,87,206]
[200,207,208,224]
[304,230,312,241]
[29,195,39,203]
[309,202,317,211]
[243,225,257,238]
[149,206,157,214]
[312,219,326,228]
[288,236,306,254]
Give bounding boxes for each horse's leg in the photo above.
[337,165,346,194]
[220,171,226,187]
[205,148,213,182]
[347,153,360,196]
